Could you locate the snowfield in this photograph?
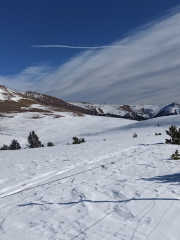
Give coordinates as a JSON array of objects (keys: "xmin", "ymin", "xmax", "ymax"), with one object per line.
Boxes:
[{"xmin": 0, "ymin": 113, "xmax": 180, "ymax": 240}]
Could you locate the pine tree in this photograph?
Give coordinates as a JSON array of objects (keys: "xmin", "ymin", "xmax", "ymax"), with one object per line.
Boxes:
[
  {"xmin": 9, "ymin": 139, "xmax": 21, "ymax": 150},
  {"xmin": 165, "ymin": 125, "xmax": 180, "ymax": 145},
  {"xmin": 1, "ymin": 144, "xmax": 9, "ymax": 150},
  {"xmin": 47, "ymin": 141, "xmax": 54, "ymax": 147},
  {"xmin": 81, "ymin": 138, "xmax": 85, "ymax": 143},
  {"xmin": 171, "ymin": 150, "xmax": 180, "ymax": 160},
  {"xmin": 72, "ymin": 137, "xmax": 80, "ymax": 144},
  {"xmin": 27, "ymin": 131, "xmax": 43, "ymax": 148},
  {"xmin": 72, "ymin": 137, "xmax": 86, "ymax": 144}
]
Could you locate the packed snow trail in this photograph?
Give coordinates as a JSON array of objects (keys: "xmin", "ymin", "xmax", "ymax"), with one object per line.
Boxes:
[{"xmin": 0, "ymin": 145, "xmax": 157, "ymax": 201}]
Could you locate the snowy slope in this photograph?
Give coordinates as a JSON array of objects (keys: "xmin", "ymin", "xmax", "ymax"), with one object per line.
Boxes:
[
  {"xmin": 0, "ymin": 113, "xmax": 180, "ymax": 240},
  {"xmin": 0, "ymin": 111, "xmax": 133, "ymax": 147},
  {"xmin": 0, "ymin": 85, "xmax": 26, "ymax": 102}
]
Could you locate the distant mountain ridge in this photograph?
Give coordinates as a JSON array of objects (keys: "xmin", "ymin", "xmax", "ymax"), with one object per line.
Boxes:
[
  {"xmin": 68, "ymin": 101, "xmax": 180, "ymax": 120},
  {"xmin": 0, "ymin": 85, "xmax": 179, "ymax": 120}
]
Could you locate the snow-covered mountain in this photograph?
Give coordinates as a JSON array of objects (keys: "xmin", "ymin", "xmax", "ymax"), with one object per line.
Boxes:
[
  {"xmin": 69, "ymin": 101, "xmax": 180, "ymax": 120},
  {"xmin": 0, "ymin": 85, "xmax": 27, "ymax": 102},
  {"xmin": 0, "ymin": 86, "xmax": 89, "ymax": 116},
  {"xmin": 0, "ymin": 85, "xmax": 40, "ymax": 114},
  {"xmin": 1, "ymin": 85, "xmax": 180, "ymax": 120}
]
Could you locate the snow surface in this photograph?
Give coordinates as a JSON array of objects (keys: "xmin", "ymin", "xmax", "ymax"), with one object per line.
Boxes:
[{"xmin": 0, "ymin": 113, "xmax": 180, "ymax": 240}]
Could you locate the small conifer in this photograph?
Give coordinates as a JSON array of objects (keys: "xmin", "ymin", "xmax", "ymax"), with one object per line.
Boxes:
[
  {"xmin": 155, "ymin": 133, "xmax": 161, "ymax": 136},
  {"xmin": 9, "ymin": 139, "xmax": 21, "ymax": 150},
  {"xmin": 171, "ymin": 150, "xmax": 180, "ymax": 160},
  {"xmin": 1, "ymin": 144, "xmax": 9, "ymax": 150},
  {"xmin": 27, "ymin": 131, "xmax": 43, "ymax": 148},
  {"xmin": 72, "ymin": 137, "xmax": 86, "ymax": 144},
  {"xmin": 47, "ymin": 142, "xmax": 54, "ymax": 147},
  {"xmin": 165, "ymin": 125, "xmax": 180, "ymax": 145}
]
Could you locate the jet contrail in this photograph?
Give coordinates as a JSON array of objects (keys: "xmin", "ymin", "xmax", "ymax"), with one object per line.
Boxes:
[{"xmin": 31, "ymin": 45, "xmax": 124, "ymax": 49}]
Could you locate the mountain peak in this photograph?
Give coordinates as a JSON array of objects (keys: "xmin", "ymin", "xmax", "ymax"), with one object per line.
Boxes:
[
  {"xmin": 171, "ymin": 102, "xmax": 180, "ymax": 106},
  {"xmin": 0, "ymin": 85, "xmax": 25, "ymax": 102}
]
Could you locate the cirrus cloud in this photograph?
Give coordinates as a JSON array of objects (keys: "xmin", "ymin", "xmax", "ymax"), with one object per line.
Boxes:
[{"xmin": 1, "ymin": 8, "xmax": 180, "ymax": 104}]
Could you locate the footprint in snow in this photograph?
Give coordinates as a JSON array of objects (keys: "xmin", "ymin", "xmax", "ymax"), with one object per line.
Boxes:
[
  {"xmin": 71, "ymin": 188, "xmax": 85, "ymax": 201},
  {"xmin": 112, "ymin": 190, "xmax": 126, "ymax": 199},
  {"xmin": 114, "ymin": 206, "xmax": 134, "ymax": 220},
  {"xmin": 15, "ymin": 164, "xmax": 24, "ymax": 170},
  {"xmin": 135, "ymin": 192, "xmax": 141, "ymax": 197},
  {"xmin": 139, "ymin": 217, "xmax": 151, "ymax": 225}
]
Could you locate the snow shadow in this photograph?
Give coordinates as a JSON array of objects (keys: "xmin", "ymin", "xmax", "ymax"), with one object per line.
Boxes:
[
  {"xmin": 141, "ymin": 173, "xmax": 180, "ymax": 185},
  {"xmin": 18, "ymin": 197, "xmax": 179, "ymax": 207},
  {"xmin": 139, "ymin": 142, "xmax": 164, "ymax": 146}
]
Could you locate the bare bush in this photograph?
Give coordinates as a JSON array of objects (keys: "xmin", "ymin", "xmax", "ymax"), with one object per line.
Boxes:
[{"xmin": 133, "ymin": 132, "xmax": 138, "ymax": 138}]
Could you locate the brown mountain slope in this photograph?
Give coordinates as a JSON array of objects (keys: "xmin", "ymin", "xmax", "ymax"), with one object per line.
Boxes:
[
  {"xmin": 0, "ymin": 85, "xmax": 41, "ymax": 113},
  {"xmin": 0, "ymin": 86, "xmax": 87, "ymax": 116},
  {"xmin": 24, "ymin": 91, "xmax": 96, "ymax": 115}
]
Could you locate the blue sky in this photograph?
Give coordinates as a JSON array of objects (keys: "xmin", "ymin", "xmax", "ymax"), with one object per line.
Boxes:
[{"xmin": 0, "ymin": 0, "xmax": 180, "ymax": 104}]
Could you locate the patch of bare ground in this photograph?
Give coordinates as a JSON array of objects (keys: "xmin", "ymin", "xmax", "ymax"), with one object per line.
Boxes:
[
  {"xmin": 42, "ymin": 113, "xmax": 63, "ymax": 118},
  {"xmin": 53, "ymin": 115, "xmax": 63, "ymax": 118},
  {"xmin": 31, "ymin": 114, "xmax": 63, "ymax": 119},
  {"xmin": 0, "ymin": 100, "xmax": 85, "ymax": 117},
  {"xmin": 0, "ymin": 99, "xmax": 50, "ymax": 113},
  {"xmin": 0, "ymin": 114, "xmax": 14, "ymax": 118},
  {"xmin": 118, "ymin": 105, "xmax": 133, "ymax": 113},
  {"xmin": 31, "ymin": 115, "xmax": 44, "ymax": 119}
]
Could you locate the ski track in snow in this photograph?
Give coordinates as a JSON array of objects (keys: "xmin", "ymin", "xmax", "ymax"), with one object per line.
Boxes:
[
  {"xmin": 0, "ymin": 113, "xmax": 180, "ymax": 240},
  {"xmin": 71, "ymin": 162, "xmax": 178, "ymax": 240}
]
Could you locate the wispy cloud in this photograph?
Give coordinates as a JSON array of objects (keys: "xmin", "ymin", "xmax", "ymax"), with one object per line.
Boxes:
[
  {"xmin": 31, "ymin": 45, "xmax": 124, "ymax": 49},
  {"xmin": 1, "ymin": 8, "xmax": 180, "ymax": 104}
]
